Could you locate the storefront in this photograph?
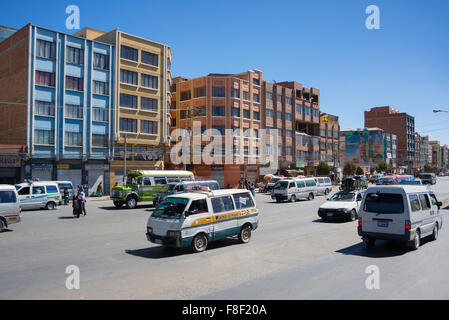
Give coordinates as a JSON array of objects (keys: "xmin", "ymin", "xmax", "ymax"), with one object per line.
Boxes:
[
  {"xmin": 56, "ymin": 163, "xmax": 82, "ymax": 189},
  {"xmin": 85, "ymin": 163, "xmax": 110, "ymax": 196},
  {"xmin": 0, "ymin": 156, "xmax": 22, "ymax": 184}
]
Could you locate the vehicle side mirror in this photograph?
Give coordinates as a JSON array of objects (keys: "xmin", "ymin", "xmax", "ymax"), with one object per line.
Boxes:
[
  {"xmin": 184, "ymin": 211, "xmax": 191, "ymax": 217},
  {"xmin": 437, "ymin": 201, "xmax": 442, "ymax": 207}
]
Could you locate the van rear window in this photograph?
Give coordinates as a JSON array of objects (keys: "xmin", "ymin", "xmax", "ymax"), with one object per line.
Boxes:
[
  {"xmin": 233, "ymin": 192, "xmax": 254, "ymax": 209},
  {"xmin": 0, "ymin": 191, "xmax": 17, "ymax": 203},
  {"xmin": 364, "ymin": 193, "xmax": 404, "ymax": 214}
]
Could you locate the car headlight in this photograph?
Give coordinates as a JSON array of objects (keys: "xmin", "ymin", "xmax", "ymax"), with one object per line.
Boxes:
[
  {"xmin": 318, "ymin": 208, "xmax": 325, "ymax": 213},
  {"xmin": 167, "ymin": 230, "xmax": 181, "ymax": 238},
  {"xmin": 147, "ymin": 227, "xmax": 153, "ymax": 234}
]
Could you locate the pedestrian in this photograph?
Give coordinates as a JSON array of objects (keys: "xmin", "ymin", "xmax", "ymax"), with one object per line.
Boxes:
[
  {"xmin": 250, "ymin": 182, "xmax": 255, "ymax": 197},
  {"xmin": 73, "ymin": 187, "xmax": 84, "ymax": 218},
  {"xmin": 96, "ymin": 182, "xmax": 103, "ymax": 197},
  {"xmin": 63, "ymin": 187, "xmax": 69, "ymax": 205},
  {"xmin": 77, "ymin": 185, "xmax": 87, "ymax": 216}
]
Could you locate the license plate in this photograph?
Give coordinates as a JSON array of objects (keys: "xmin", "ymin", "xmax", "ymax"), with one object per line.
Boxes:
[
  {"xmin": 327, "ymin": 213, "xmax": 333, "ymax": 217},
  {"xmin": 377, "ymin": 221, "xmax": 389, "ymax": 228}
]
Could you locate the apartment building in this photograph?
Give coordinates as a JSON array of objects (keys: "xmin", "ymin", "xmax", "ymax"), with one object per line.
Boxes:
[
  {"xmin": 365, "ymin": 106, "xmax": 415, "ymax": 172},
  {"xmin": 319, "ymin": 112, "xmax": 340, "ymax": 172},
  {"xmin": 0, "ymin": 24, "xmax": 115, "ymax": 191},
  {"xmin": 170, "ymin": 70, "xmax": 263, "ymax": 187},
  {"xmin": 75, "ymin": 28, "xmax": 172, "ymax": 193},
  {"xmin": 430, "ymin": 141, "xmax": 441, "ymax": 169},
  {"xmin": 384, "ymin": 132, "xmax": 398, "ymax": 170}
]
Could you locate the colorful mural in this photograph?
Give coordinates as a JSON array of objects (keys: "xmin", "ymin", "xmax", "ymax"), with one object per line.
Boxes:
[{"xmin": 340, "ymin": 129, "xmax": 385, "ymax": 167}]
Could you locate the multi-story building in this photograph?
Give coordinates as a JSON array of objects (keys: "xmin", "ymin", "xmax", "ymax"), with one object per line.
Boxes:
[
  {"xmin": 319, "ymin": 112, "xmax": 340, "ymax": 174},
  {"xmin": 365, "ymin": 106, "xmax": 415, "ymax": 172},
  {"xmin": 384, "ymin": 132, "xmax": 398, "ymax": 170},
  {"xmin": 414, "ymin": 132, "xmax": 421, "ymax": 171},
  {"xmin": 170, "ymin": 70, "xmax": 263, "ymax": 187},
  {"xmin": 0, "ymin": 24, "xmax": 115, "ymax": 191},
  {"xmin": 421, "ymin": 135, "xmax": 432, "ymax": 166},
  {"xmin": 430, "ymin": 141, "xmax": 441, "ymax": 170},
  {"xmin": 263, "ymin": 81, "xmax": 321, "ymax": 176},
  {"xmin": 441, "ymin": 144, "xmax": 448, "ymax": 171},
  {"xmin": 75, "ymin": 28, "xmax": 172, "ymax": 194}
]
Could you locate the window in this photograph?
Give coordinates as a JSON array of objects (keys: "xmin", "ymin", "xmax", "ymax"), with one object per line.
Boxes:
[
  {"xmin": 120, "ymin": 45, "xmax": 138, "ymax": 61},
  {"xmin": 277, "ymin": 94, "xmax": 282, "ymax": 102},
  {"xmin": 286, "ymin": 130, "xmax": 292, "ymax": 138},
  {"xmin": 120, "ymin": 69, "xmax": 138, "ymax": 85},
  {"xmin": 94, "ymin": 53, "xmax": 109, "ymax": 70},
  {"xmin": 286, "ymin": 97, "xmax": 292, "ymax": 105},
  {"xmin": 312, "ymin": 109, "xmax": 319, "ymax": 117},
  {"xmin": 92, "ymin": 134, "xmax": 108, "ymax": 147},
  {"xmin": 180, "ymin": 91, "xmax": 191, "ymax": 101},
  {"xmin": 305, "ymin": 180, "xmax": 316, "ymax": 187},
  {"xmin": 328, "ymin": 130, "xmax": 333, "ymax": 138},
  {"xmin": 232, "ymin": 126, "xmax": 240, "ymax": 137},
  {"xmin": 409, "ymin": 194, "xmax": 421, "ymax": 212},
  {"xmin": 32, "ymin": 186, "xmax": 45, "ymax": 194},
  {"xmin": 266, "ymin": 91, "xmax": 273, "ymax": 101},
  {"xmin": 66, "ymin": 76, "xmax": 83, "ymax": 91},
  {"xmin": 135, "ymin": 146, "xmax": 154, "ymax": 161},
  {"xmin": 286, "ymin": 113, "xmax": 292, "ymax": 121},
  {"xmin": 364, "ymin": 193, "xmax": 404, "ymax": 213},
  {"xmin": 277, "ymin": 111, "xmax": 283, "ymax": 119},
  {"xmin": 92, "ymin": 107, "xmax": 108, "ymax": 121},
  {"xmin": 243, "ymin": 109, "xmax": 251, "ymax": 119},
  {"xmin": 212, "ymin": 87, "xmax": 225, "ymax": 97},
  {"xmin": 120, "ymin": 94, "xmax": 137, "ymax": 109},
  {"xmin": 141, "ymin": 74, "xmax": 158, "ymax": 89},
  {"xmin": 35, "ymin": 71, "xmax": 55, "ymax": 87},
  {"xmin": 418, "ymin": 194, "xmax": 431, "ymax": 210},
  {"xmin": 304, "ymin": 106, "xmax": 311, "ymax": 116},
  {"xmin": 243, "ymin": 91, "xmax": 249, "ymax": 100},
  {"xmin": 231, "ymin": 107, "xmax": 240, "ymax": 117},
  {"xmin": 254, "ymin": 129, "xmax": 259, "ymax": 138},
  {"xmin": 120, "ymin": 118, "xmax": 137, "ymax": 133},
  {"xmin": 18, "ymin": 187, "xmax": 30, "ymax": 195},
  {"xmin": 212, "ymin": 196, "xmax": 235, "ymax": 213},
  {"xmin": 192, "ymin": 107, "xmax": 206, "ymax": 117},
  {"xmin": 253, "ymin": 111, "xmax": 260, "ymax": 121},
  {"xmin": 194, "ymin": 87, "xmax": 206, "ymax": 98},
  {"xmin": 231, "ymin": 88, "xmax": 240, "ymax": 98},
  {"xmin": 188, "ymin": 199, "xmax": 209, "ymax": 214},
  {"xmin": 0, "ymin": 191, "xmax": 17, "ymax": 203},
  {"xmin": 266, "ymin": 144, "xmax": 272, "ymax": 155},
  {"xmin": 141, "ymin": 120, "xmax": 158, "ymax": 134},
  {"xmin": 35, "ymin": 100, "xmax": 55, "ymax": 116},
  {"xmin": 65, "ymin": 131, "xmax": 82, "ymax": 146},
  {"xmin": 212, "ymin": 106, "xmax": 225, "ymax": 117},
  {"xmin": 141, "ymin": 51, "xmax": 158, "ymax": 66},
  {"xmin": 253, "ymin": 93, "xmax": 260, "ymax": 102},
  {"xmin": 36, "ymin": 39, "xmax": 55, "ymax": 59},
  {"xmin": 253, "ymin": 78, "xmax": 260, "ymax": 86},
  {"xmin": 286, "ymin": 146, "xmax": 292, "ymax": 155},
  {"xmin": 93, "ymin": 80, "xmax": 108, "ymax": 95},
  {"xmin": 266, "ymin": 109, "xmax": 274, "ymax": 118},
  {"xmin": 296, "ymin": 104, "xmax": 302, "ymax": 114},
  {"xmin": 232, "ymin": 192, "xmax": 254, "ymax": 209},
  {"xmin": 141, "ymin": 97, "xmax": 158, "ymax": 112},
  {"xmin": 66, "ymin": 46, "xmax": 84, "ymax": 65},
  {"xmin": 34, "ymin": 129, "xmax": 54, "ymax": 145},
  {"xmin": 296, "ymin": 181, "xmax": 305, "ymax": 188},
  {"xmin": 65, "ymin": 104, "xmax": 83, "ymax": 119},
  {"xmin": 321, "ymin": 129, "xmax": 326, "ymax": 137},
  {"xmin": 154, "ymin": 177, "xmax": 167, "ymax": 185}
]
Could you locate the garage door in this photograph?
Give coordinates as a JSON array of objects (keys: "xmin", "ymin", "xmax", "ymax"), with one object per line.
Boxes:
[
  {"xmin": 57, "ymin": 169, "xmax": 82, "ymax": 189},
  {"xmin": 33, "ymin": 167, "xmax": 52, "ymax": 181}
]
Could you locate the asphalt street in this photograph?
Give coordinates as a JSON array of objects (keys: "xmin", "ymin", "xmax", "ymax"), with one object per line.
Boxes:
[{"xmin": 1, "ymin": 178, "xmax": 449, "ymax": 299}]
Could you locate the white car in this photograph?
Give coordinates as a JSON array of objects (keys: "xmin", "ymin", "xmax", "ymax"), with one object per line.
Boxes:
[
  {"xmin": 0, "ymin": 185, "xmax": 21, "ymax": 232},
  {"xmin": 318, "ymin": 191, "xmax": 364, "ymax": 222}
]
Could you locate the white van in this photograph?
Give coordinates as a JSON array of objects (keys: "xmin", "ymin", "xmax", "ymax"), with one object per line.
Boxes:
[
  {"xmin": 314, "ymin": 177, "xmax": 332, "ymax": 196},
  {"xmin": 358, "ymin": 185, "xmax": 443, "ymax": 250},
  {"xmin": 271, "ymin": 177, "xmax": 318, "ymax": 202},
  {"xmin": 15, "ymin": 181, "xmax": 61, "ymax": 210},
  {"xmin": 146, "ymin": 188, "xmax": 259, "ymax": 253},
  {"xmin": 0, "ymin": 185, "xmax": 21, "ymax": 232}
]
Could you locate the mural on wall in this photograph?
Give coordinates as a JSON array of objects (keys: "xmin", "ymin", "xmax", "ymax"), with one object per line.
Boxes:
[{"xmin": 341, "ymin": 130, "xmax": 384, "ymax": 167}]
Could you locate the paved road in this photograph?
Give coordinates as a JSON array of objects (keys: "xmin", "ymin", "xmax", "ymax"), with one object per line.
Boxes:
[{"xmin": 1, "ymin": 178, "xmax": 449, "ymax": 299}]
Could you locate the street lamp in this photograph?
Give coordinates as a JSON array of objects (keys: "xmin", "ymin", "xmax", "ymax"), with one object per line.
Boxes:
[{"xmin": 433, "ymin": 109, "xmax": 449, "ymax": 113}]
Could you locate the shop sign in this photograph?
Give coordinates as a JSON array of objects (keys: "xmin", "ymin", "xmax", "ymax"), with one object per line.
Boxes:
[
  {"xmin": 85, "ymin": 164, "xmax": 110, "ymax": 171},
  {"xmin": 57, "ymin": 164, "xmax": 70, "ymax": 169},
  {"xmin": 0, "ymin": 156, "xmax": 21, "ymax": 167}
]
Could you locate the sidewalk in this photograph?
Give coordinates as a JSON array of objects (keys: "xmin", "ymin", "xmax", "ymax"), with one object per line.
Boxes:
[{"xmin": 86, "ymin": 196, "xmax": 110, "ymax": 201}]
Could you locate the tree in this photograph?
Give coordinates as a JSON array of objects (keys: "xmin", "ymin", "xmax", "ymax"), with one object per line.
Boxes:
[
  {"xmin": 375, "ymin": 161, "xmax": 388, "ymax": 173},
  {"xmin": 423, "ymin": 164, "xmax": 434, "ymax": 173},
  {"xmin": 343, "ymin": 161, "xmax": 357, "ymax": 176},
  {"xmin": 356, "ymin": 166, "xmax": 364, "ymax": 175},
  {"xmin": 316, "ymin": 161, "xmax": 330, "ymax": 176}
]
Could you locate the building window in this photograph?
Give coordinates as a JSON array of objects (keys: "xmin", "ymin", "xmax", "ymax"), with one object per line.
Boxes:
[
  {"xmin": 231, "ymin": 107, "xmax": 240, "ymax": 117},
  {"xmin": 194, "ymin": 87, "xmax": 206, "ymax": 98},
  {"xmin": 254, "ymin": 111, "xmax": 260, "ymax": 121},
  {"xmin": 304, "ymin": 106, "xmax": 311, "ymax": 116},
  {"xmin": 35, "ymin": 71, "xmax": 55, "ymax": 87},
  {"xmin": 134, "ymin": 146, "xmax": 154, "ymax": 160},
  {"xmin": 120, "ymin": 93, "xmax": 137, "ymax": 109},
  {"xmin": 65, "ymin": 131, "xmax": 82, "ymax": 146},
  {"xmin": 286, "ymin": 113, "xmax": 292, "ymax": 121},
  {"xmin": 180, "ymin": 91, "xmax": 191, "ymax": 101},
  {"xmin": 312, "ymin": 109, "xmax": 319, "ymax": 117},
  {"xmin": 141, "ymin": 74, "xmax": 158, "ymax": 89},
  {"xmin": 253, "ymin": 78, "xmax": 260, "ymax": 86},
  {"xmin": 120, "ymin": 69, "xmax": 138, "ymax": 85},
  {"xmin": 242, "ymin": 91, "xmax": 249, "ymax": 100},
  {"xmin": 119, "ymin": 118, "xmax": 137, "ymax": 133},
  {"xmin": 277, "ymin": 94, "xmax": 282, "ymax": 102},
  {"xmin": 296, "ymin": 104, "xmax": 302, "ymax": 114},
  {"xmin": 35, "ymin": 100, "xmax": 55, "ymax": 116},
  {"xmin": 320, "ymin": 129, "xmax": 326, "ymax": 137},
  {"xmin": 266, "ymin": 109, "xmax": 274, "ymax": 118},
  {"xmin": 65, "ymin": 104, "xmax": 83, "ymax": 119},
  {"xmin": 243, "ymin": 109, "xmax": 251, "ymax": 119},
  {"xmin": 286, "ymin": 130, "xmax": 292, "ymax": 138},
  {"xmin": 212, "ymin": 106, "xmax": 225, "ymax": 117},
  {"xmin": 286, "ymin": 97, "xmax": 292, "ymax": 105},
  {"xmin": 277, "ymin": 110, "xmax": 283, "ymax": 120},
  {"xmin": 141, "ymin": 51, "xmax": 158, "ymax": 66},
  {"xmin": 232, "ymin": 126, "xmax": 240, "ymax": 137},
  {"xmin": 286, "ymin": 146, "xmax": 293, "ymax": 155},
  {"xmin": 212, "ymin": 87, "xmax": 225, "ymax": 97},
  {"xmin": 254, "ymin": 129, "xmax": 259, "ymax": 138},
  {"xmin": 266, "ymin": 144, "xmax": 272, "ymax": 155},
  {"xmin": 231, "ymin": 88, "xmax": 240, "ymax": 98},
  {"xmin": 93, "ymin": 53, "xmax": 109, "ymax": 70},
  {"xmin": 34, "ymin": 129, "xmax": 54, "ymax": 145},
  {"xmin": 92, "ymin": 134, "xmax": 108, "ymax": 147},
  {"xmin": 66, "ymin": 76, "xmax": 83, "ymax": 91},
  {"xmin": 141, "ymin": 120, "xmax": 158, "ymax": 135},
  {"xmin": 266, "ymin": 91, "xmax": 273, "ymax": 101},
  {"xmin": 141, "ymin": 97, "xmax": 158, "ymax": 112},
  {"xmin": 253, "ymin": 93, "xmax": 260, "ymax": 102},
  {"xmin": 66, "ymin": 46, "xmax": 84, "ymax": 65},
  {"xmin": 93, "ymin": 80, "xmax": 108, "ymax": 95},
  {"xmin": 167, "ymin": 58, "xmax": 171, "ymax": 71},
  {"xmin": 120, "ymin": 45, "xmax": 138, "ymax": 62},
  {"xmin": 92, "ymin": 107, "xmax": 108, "ymax": 121},
  {"xmin": 192, "ymin": 107, "xmax": 206, "ymax": 117},
  {"xmin": 36, "ymin": 39, "xmax": 56, "ymax": 60}
]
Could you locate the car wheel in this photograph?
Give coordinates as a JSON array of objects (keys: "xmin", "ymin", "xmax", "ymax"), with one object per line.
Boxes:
[
  {"xmin": 321, "ymin": 216, "xmax": 328, "ymax": 222},
  {"xmin": 192, "ymin": 233, "xmax": 208, "ymax": 253},
  {"xmin": 431, "ymin": 224, "xmax": 439, "ymax": 241},
  {"xmin": 276, "ymin": 198, "xmax": 281, "ymax": 203},
  {"xmin": 363, "ymin": 237, "xmax": 375, "ymax": 248},
  {"xmin": 291, "ymin": 195, "xmax": 296, "ymax": 202},
  {"xmin": 0, "ymin": 219, "xmax": 5, "ymax": 232},
  {"xmin": 126, "ymin": 197, "xmax": 137, "ymax": 209},
  {"xmin": 238, "ymin": 225, "xmax": 252, "ymax": 243},
  {"xmin": 408, "ymin": 230, "xmax": 420, "ymax": 250},
  {"xmin": 46, "ymin": 202, "xmax": 55, "ymax": 210},
  {"xmin": 308, "ymin": 193, "xmax": 314, "ymax": 201},
  {"xmin": 113, "ymin": 201, "xmax": 123, "ymax": 208},
  {"xmin": 349, "ymin": 209, "xmax": 357, "ymax": 222}
]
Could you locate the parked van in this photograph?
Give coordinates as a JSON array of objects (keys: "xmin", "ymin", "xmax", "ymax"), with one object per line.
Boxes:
[
  {"xmin": 153, "ymin": 180, "xmax": 220, "ymax": 207},
  {"xmin": 271, "ymin": 177, "xmax": 317, "ymax": 202},
  {"xmin": 314, "ymin": 177, "xmax": 332, "ymax": 195},
  {"xmin": 55, "ymin": 181, "xmax": 75, "ymax": 204},
  {"xmin": 14, "ymin": 181, "xmax": 61, "ymax": 210},
  {"xmin": 358, "ymin": 185, "xmax": 443, "ymax": 250},
  {"xmin": 146, "ymin": 188, "xmax": 259, "ymax": 252},
  {"xmin": 0, "ymin": 185, "xmax": 21, "ymax": 232}
]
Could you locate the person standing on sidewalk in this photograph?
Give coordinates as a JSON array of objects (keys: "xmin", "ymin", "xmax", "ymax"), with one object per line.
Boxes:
[
  {"xmin": 96, "ymin": 182, "xmax": 103, "ymax": 197},
  {"xmin": 63, "ymin": 187, "xmax": 69, "ymax": 205}
]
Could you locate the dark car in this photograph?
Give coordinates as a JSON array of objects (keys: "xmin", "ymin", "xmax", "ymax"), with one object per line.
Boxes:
[
  {"xmin": 369, "ymin": 174, "xmax": 381, "ymax": 184},
  {"xmin": 420, "ymin": 173, "xmax": 436, "ymax": 185}
]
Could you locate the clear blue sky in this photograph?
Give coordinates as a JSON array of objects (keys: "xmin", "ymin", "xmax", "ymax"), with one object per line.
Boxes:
[{"xmin": 2, "ymin": 0, "xmax": 449, "ymax": 143}]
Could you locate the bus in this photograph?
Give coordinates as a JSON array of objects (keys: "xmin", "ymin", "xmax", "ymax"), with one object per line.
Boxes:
[{"xmin": 110, "ymin": 170, "xmax": 194, "ymax": 209}]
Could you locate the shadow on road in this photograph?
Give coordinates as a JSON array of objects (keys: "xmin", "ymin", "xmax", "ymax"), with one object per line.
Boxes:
[
  {"xmin": 312, "ymin": 218, "xmax": 351, "ymax": 224},
  {"xmin": 125, "ymin": 238, "xmax": 241, "ymax": 259},
  {"xmin": 58, "ymin": 216, "xmax": 79, "ymax": 219},
  {"xmin": 335, "ymin": 240, "xmax": 422, "ymax": 258},
  {"xmin": 0, "ymin": 229, "xmax": 13, "ymax": 233},
  {"xmin": 99, "ymin": 204, "xmax": 155, "ymax": 211}
]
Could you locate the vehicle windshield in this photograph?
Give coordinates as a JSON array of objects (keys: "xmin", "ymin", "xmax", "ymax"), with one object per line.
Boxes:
[
  {"xmin": 329, "ymin": 192, "xmax": 355, "ymax": 202},
  {"xmin": 420, "ymin": 174, "xmax": 432, "ymax": 178},
  {"xmin": 160, "ymin": 184, "xmax": 177, "ymax": 193},
  {"xmin": 364, "ymin": 193, "xmax": 404, "ymax": 214},
  {"xmin": 378, "ymin": 178, "xmax": 394, "ymax": 185},
  {"xmin": 14, "ymin": 185, "xmax": 21, "ymax": 190},
  {"xmin": 274, "ymin": 181, "xmax": 289, "ymax": 189},
  {"xmin": 126, "ymin": 175, "xmax": 140, "ymax": 185},
  {"xmin": 151, "ymin": 197, "xmax": 189, "ymax": 219}
]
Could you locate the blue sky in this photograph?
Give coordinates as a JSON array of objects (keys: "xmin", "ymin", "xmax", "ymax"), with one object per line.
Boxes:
[{"xmin": 2, "ymin": 0, "xmax": 449, "ymax": 143}]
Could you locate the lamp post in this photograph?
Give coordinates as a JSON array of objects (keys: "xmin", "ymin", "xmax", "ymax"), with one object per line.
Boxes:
[{"xmin": 433, "ymin": 109, "xmax": 449, "ymax": 113}]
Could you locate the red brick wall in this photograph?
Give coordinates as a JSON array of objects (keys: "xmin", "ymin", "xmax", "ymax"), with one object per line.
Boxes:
[{"xmin": 0, "ymin": 24, "xmax": 29, "ymax": 146}]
